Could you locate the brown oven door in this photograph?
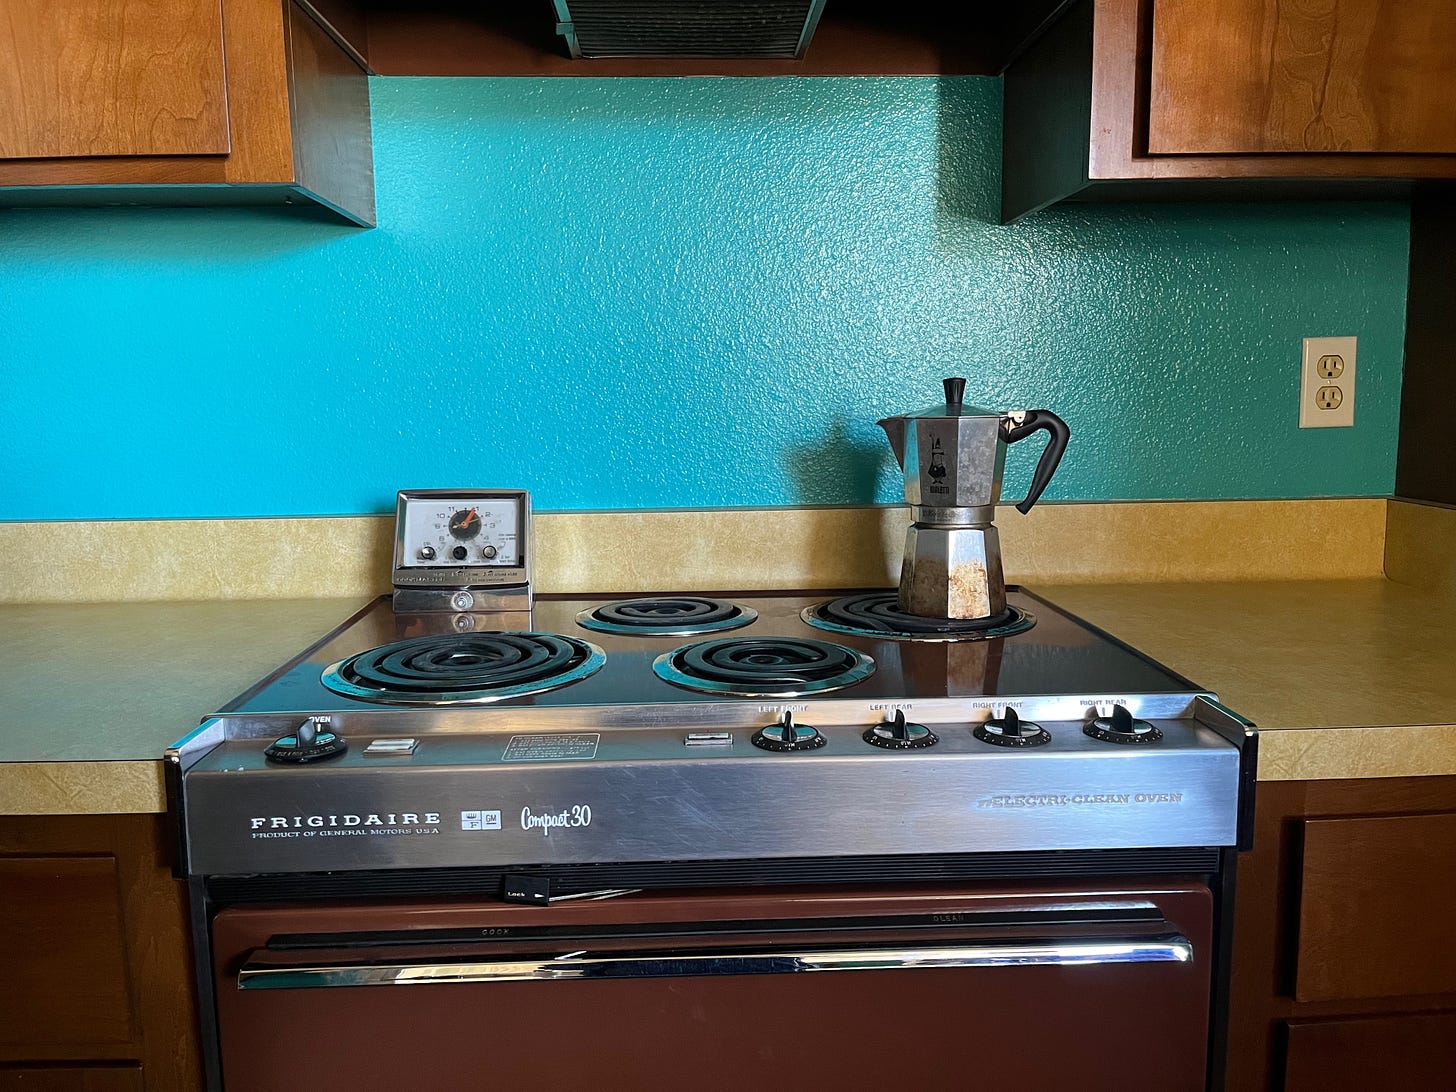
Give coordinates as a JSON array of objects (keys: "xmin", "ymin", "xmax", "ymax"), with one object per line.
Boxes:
[{"xmin": 213, "ymin": 881, "xmax": 1213, "ymax": 1091}]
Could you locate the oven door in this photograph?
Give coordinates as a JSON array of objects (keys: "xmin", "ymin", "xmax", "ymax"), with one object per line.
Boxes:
[{"xmin": 212, "ymin": 881, "xmax": 1213, "ymax": 1091}]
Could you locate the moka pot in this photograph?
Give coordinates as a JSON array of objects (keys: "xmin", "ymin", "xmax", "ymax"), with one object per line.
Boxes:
[{"xmin": 878, "ymin": 378, "xmax": 1070, "ymax": 620}]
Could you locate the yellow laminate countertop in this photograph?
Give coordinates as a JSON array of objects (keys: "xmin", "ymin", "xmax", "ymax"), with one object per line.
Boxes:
[
  {"xmin": 0, "ymin": 597, "xmax": 370, "ymax": 813},
  {"xmin": 2, "ymin": 580, "xmax": 1453, "ymax": 814},
  {"xmin": 1039, "ymin": 579, "xmax": 1456, "ymax": 782}
]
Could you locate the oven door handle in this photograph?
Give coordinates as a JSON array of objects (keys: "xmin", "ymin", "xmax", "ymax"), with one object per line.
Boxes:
[{"xmin": 237, "ymin": 934, "xmax": 1193, "ymax": 989}]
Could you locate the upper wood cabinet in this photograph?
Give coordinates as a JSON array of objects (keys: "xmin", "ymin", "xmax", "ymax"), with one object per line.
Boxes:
[
  {"xmin": 1147, "ymin": 0, "xmax": 1456, "ymax": 156},
  {"xmin": 1003, "ymin": 0, "xmax": 1456, "ymax": 220},
  {"xmin": 0, "ymin": 0, "xmax": 230, "ymax": 160},
  {"xmin": 0, "ymin": 0, "xmax": 374, "ymax": 225}
]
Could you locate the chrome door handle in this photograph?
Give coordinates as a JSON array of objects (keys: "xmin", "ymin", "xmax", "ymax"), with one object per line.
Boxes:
[{"xmin": 238, "ymin": 934, "xmax": 1193, "ymax": 989}]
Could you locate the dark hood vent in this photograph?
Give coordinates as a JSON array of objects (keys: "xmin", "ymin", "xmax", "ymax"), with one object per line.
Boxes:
[{"xmin": 552, "ymin": 0, "xmax": 827, "ymax": 59}]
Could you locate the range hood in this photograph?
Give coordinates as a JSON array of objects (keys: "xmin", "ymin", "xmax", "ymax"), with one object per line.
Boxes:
[{"xmin": 551, "ymin": 0, "xmax": 827, "ymax": 59}]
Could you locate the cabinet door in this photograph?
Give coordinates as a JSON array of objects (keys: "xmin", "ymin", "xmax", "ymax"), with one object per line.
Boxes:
[
  {"xmin": 1148, "ymin": 0, "xmax": 1456, "ymax": 155},
  {"xmin": 1284, "ymin": 1012, "xmax": 1456, "ymax": 1092},
  {"xmin": 0, "ymin": 0, "xmax": 230, "ymax": 159}
]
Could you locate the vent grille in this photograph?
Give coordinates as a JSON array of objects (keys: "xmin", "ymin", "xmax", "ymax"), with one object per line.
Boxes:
[{"xmin": 553, "ymin": 0, "xmax": 827, "ymax": 59}]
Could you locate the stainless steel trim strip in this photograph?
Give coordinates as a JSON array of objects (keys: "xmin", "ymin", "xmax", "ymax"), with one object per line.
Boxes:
[{"xmin": 238, "ymin": 934, "xmax": 1193, "ymax": 989}]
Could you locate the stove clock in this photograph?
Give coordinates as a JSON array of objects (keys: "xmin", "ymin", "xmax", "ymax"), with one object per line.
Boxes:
[{"xmin": 391, "ymin": 488, "xmax": 532, "ymax": 614}]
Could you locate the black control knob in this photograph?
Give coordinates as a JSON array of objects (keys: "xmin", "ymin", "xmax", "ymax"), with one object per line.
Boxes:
[
  {"xmin": 974, "ymin": 707, "xmax": 1050, "ymax": 748},
  {"xmin": 451, "ymin": 545, "xmax": 469, "ymax": 561},
  {"xmin": 864, "ymin": 709, "xmax": 938, "ymax": 749},
  {"xmin": 265, "ymin": 717, "xmax": 348, "ymax": 763},
  {"xmin": 1084, "ymin": 704, "xmax": 1163, "ymax": 745},
  {"xmin": 751, "ymin": 712, "xmax": 826, "ymax": 753}
]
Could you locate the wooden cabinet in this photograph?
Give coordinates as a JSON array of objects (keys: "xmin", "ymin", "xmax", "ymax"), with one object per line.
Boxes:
[
  {"xmin": 1147, "ymin": 0, "xmax": 1456, "ymax": 156},
  {"xmin": 0, "ymin": 814, "xmax": 201, "ymax": 1092},
  {"xmin": 0, "ymin": 0, "xmax": 229, "ymax": 160},
  {"xmin": 1224, "ymin": 776, "xmax": 1456, "ymax": 1091},
  {"xmin": 1003, "ymin": 0, "xmax": 1456, "ymax": 220},
  {"xmin": 0, "ymin": 0, "xmax": 374, "ymax": 225}
]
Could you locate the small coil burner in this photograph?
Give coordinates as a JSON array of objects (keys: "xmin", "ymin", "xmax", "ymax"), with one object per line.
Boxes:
[
  {"xmin": 653, "ymin": 636, "xmax": 875, "ymax": 697},
  {"xmin": 322, "ymin": 632, "xmax": 606, "ymax": 705},
  {"xmin": 802, "ymin": 592, "xmax": 1036, "ymax": 642},
  {"xmin": 577, "ymin": 596, "xmax": 758, "ymax": 637}
]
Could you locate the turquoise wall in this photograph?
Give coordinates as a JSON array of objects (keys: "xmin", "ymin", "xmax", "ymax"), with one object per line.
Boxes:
[{"xmin": 0, "ymin": 77, "xmax": 1409, "ymax": 521}]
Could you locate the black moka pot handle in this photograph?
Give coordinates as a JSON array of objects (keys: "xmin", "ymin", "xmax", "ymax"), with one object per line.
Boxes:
[{"xmin": 1003, "ymin": 410, "xmax": 1071, "ymax": 515}]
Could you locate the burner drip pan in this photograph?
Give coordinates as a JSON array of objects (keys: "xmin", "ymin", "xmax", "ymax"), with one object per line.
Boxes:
[
  {"xmin": 803, "ymin": 593, "xmax": 1036, "ymax": 642},
  {"xmin": 653, "ymin": 636, "xmax": 874, "ymax": 697},
  {"xmin": 577, "ymin": 596, "xmax": 758, "ymax": 636},
  {"xmin": 322, "ymin": 632, "xmax": 606, "ymax": 705}
]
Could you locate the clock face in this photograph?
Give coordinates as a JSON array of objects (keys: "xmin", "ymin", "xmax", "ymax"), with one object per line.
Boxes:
[{"xmin": 395, "ymin": 491, "xmax": 526, "ymax": 571}]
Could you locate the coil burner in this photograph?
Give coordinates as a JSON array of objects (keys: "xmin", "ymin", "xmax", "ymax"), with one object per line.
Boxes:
[
  {"xmin": 321, "ymin": 632, "xmax": 605, "ymax": 705},
  {"xmin": 653, "ymin": 636, "xmax": 875, "ymax": 697},
  {"xmin": 803, "ymin": 592, "xmax": 1036, "ymax": 642},
  {"xmin": 577, "ymin": 596, "xmax": 758, "ymax": 637}
]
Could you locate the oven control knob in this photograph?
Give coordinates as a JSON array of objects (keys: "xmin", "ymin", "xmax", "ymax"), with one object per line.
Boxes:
[
  {"xmin": 975, "ymin": 708, "xmax": 1050, "ymax": 748},
  {"xmin": 1084, "ymin": 704, "xmax": 1163, "ymax": 745},
  {"xmin": 864, "ymin": 709, "xmax": 937, "ymax": 749},
  {"xmin": 264, "ymin": 716, "xmax": 348, "ymax": 763},
  {"xmin": 751, "ymin": 712, "xmax": 826, "ymax": 753}
]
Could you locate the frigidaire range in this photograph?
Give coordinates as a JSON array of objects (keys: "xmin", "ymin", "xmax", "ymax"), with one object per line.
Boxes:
[{"xmin": 168, "ymin": 488, "xmax": 1256, "ymax": 1092}]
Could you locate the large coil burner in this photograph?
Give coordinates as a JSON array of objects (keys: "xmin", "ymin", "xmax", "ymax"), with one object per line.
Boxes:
[
  {"xmin": 321, "ymin": 632, "xmax": 606, "ymax": 705},
  {"xmin": 653, "ymin": 636, "xmax": 875, "ymax": 697},
  {"xmin": 577, "ymin": 596, "xmax": 758, "ymax": 637},
  {"xmin": 803, "ymin": 592, "xmax": 1036, "ymax": 642}
]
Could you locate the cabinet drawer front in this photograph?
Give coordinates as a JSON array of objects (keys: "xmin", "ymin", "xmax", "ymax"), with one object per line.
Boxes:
[
  {"xmin": 1148, "ymin": 0, "xmax": 1456, "ymax": 155},
  {"xmin": 0, "ymin": 1066, "xmax": 142, "ymax": 1092},
  {"xmin": 1284, "ymin": 1011, "xmax": 1456, "ymax": 1092},
  {"xmin": 1296, "ymin": 812, "xmax": 1456, "ymax": 1001},
  {"xmin": 0, "ymin": 0, "xmax": 229, "ymax": 159},
  {"xmin": 0, "ymin": 856, "xmax": 134, "ymax": 1051}
]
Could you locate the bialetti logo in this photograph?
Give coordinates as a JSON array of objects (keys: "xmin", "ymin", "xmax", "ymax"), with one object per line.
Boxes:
[{"xmin": 247, "ymin": 812, "xmax": 442, "ymax": 840}]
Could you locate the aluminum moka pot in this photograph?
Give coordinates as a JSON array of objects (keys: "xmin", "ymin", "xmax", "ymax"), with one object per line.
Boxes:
[{"xmin": 878, "ymin": 378, "xmax": 1070, "ymax": 620}]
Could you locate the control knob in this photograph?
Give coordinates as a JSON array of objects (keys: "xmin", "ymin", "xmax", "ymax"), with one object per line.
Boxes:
[
  {"xmin": 751, "ymin": 712, "xmax": 826, "ymax": 753},
  {"xmin": 1084, "ymin": 704, "xmax": 1163, "ymax": 745},
  {"xmin": 974, "ymin": 707, "xmax": 1050, "ymax": 747},
  {"xmin": 264, "ymin": 716, "xmax": 348, "ymax": 763},
  {"xmin": 863, "ymin": 709, "xmax": 938, "ymax": 749}
]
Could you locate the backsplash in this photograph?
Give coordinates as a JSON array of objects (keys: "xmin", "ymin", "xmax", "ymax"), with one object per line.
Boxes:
[{"xmin": 0, "ymin": 77, "xmax": 1409, "ymax": 521}]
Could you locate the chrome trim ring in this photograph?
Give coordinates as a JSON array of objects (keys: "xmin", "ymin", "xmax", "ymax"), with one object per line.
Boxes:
[
  {"xmin": 801, "ymin": 602, "xmax": 1036, "ymax": 643},
  {"xmin": 576, "ymin": 597, "xmax": 758, "ymax": 637},
  {"xmin": 652, "ymin": 637, "xmax": 875, "ymax": 698},
  {"xmin": 321, "ymin": 633, "xmax": 606, "ymax": 706}
]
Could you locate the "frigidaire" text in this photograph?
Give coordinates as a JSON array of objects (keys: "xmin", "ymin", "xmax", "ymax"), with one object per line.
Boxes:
[{"xmin": 249, "ymin": 812, "xmax": 442, "ymax": 830}]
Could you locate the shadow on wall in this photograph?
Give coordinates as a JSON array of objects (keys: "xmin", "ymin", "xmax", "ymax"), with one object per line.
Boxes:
[
  {"xmin": 934, "ymin": 76, "xmax": 1003, "ymax": 230},
  {"xmin": 781, "ymin": 417, "xmax": 892, "ymax": 505},
  {"xmin": 0, "ymin": 205, "xmax": 362, "ymax": 265}
]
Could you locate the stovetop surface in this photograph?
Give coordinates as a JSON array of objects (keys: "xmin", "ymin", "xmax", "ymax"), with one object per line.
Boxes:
[{"xmin": 221, "ymin": 588, "xmax": 1204, "ymax": 716}]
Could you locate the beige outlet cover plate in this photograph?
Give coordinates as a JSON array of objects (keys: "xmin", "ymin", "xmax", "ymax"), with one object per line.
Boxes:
[{"xmin": 1300, "ymin": 336, "xmax": 1357, "ymax": 428}]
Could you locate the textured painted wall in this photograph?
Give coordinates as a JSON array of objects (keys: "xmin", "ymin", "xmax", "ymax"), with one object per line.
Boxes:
[{"xmin": 0, "ymin": 78, "xmax": 1409, "ymax": 520}]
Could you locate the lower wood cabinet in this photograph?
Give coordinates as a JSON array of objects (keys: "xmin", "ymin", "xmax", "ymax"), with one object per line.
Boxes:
[
  {"xmin": 0, "ymin": 815, "xmax": 200, "ymax": 1092},
  {"xmin": 1226, "ymin": 775, "xmax": 1456, "ymax": 1091}
]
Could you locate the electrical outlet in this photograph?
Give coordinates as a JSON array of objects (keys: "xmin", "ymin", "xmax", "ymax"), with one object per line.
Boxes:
[{"xmin": 1299, "ymin": 336, "xmax": 1356, "ymax": 428}]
